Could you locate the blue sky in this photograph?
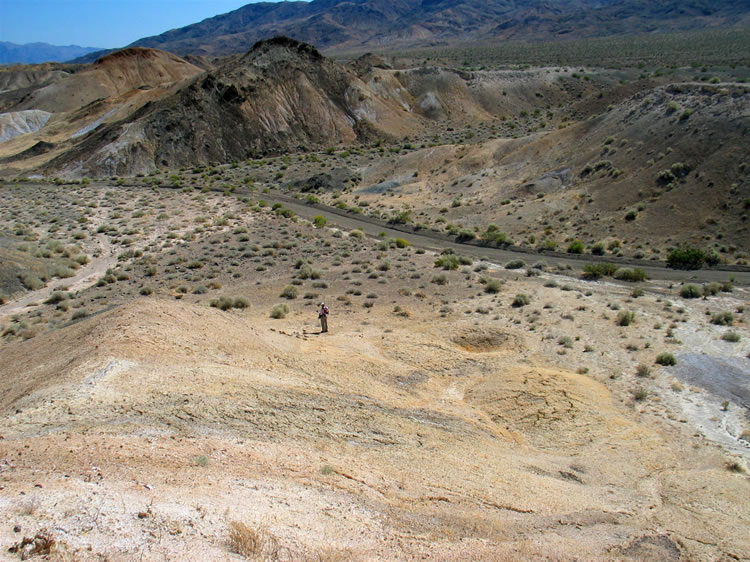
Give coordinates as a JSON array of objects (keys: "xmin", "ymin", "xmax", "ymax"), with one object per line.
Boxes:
[{"xmin": 0, "ymin": 0, "xmax": 283, "ymax": 49}]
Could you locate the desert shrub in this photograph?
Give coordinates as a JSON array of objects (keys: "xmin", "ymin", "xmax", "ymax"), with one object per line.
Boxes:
[
  {"xmin": 270, "ymin": 303, "xmax": 289, "ymax": 319},
  {"xmin": 624, "ymin": 210, "xmax": 638, "ymax": 221},
  {"xmin": 210, "ymin": 297, "xmax": 234, "ymax": 311},
  {"xmin": 512, "ymin": 294, "xmax": 530, "ymax": 307},
  {"xmin": 297, "ymin": 265, "xmax": 321, "ymax": 280},
  {"xmin": 636, "ymin": 364, "xmax": 651, "ymax": 378},
  {"xmin": 19, "ymin": 274, "xmax": 44, "ymax": 290},
  {"xmin": 139, "ymin": 286, "xmax": 153, "ymax": 296},
  {"xmin": 349, "ymin": 229, "xmax": 364, "ymax": 239},
  {"xmin": 679, "ymin": 284, "xmax": 702, "ymax": 298},
  {"xmin": 703, "ymin": 282, "xmax": 720, "ymax": 297},
  {"xmin": 633, "ymin": 387, "xmax": 648, "ymax": 401},
  {"xmin": 655, "ymin": 352, "xmax": 677, "ymax": 366},
  {"xmin": 582, "ymin": 263, "xmax": 618, "ymax": 279},
  {"xmin": 483, "ymin": 278, "xmax": 502, "ymax": 293},
  {"xmin": 71, "ymin": 309, "xmax": 89, "ymax": 320},
  {"xmin": 505, "ymin": 259, "xmax": 525, "ymax": 270},
  {"xmin": 567, "ymin": 240, "xmax": 584, "ymax": 254},
  {"xmin": 538, "ymin": 238, "xmax": 557, "ymax": 251},
  {"xmin": 481, "ymin": 226, "xmax": 512, "ymax": 246},
  {"xmin": 45, "ymin": 291, "xmax": 70, "ymax": 305},
  {"xmin": 590, "ymin": 242, "xmax": 605, "ymax": 255},
  {"xmin": 614, "ymin": 268, "xmax": 647, "ymax": 282},
  {"xmin": 313, "ymin": 215, "xmax": 327, "ymax": 227},
  {"xmin": 711, "ymin": 311, "xmax": 734, "ymax": 326},
  {"xmin": 431, "ymin": 274, "xmax": 448, "ymax": 285},
  {"xmin": 210, "ymin": 296, "xmax": 249, "ymax": 310},
  {"xmin": 704, "ymin": 250, "xmax": 721, "ymax": 266},
  {"xmin": 455, "ymin": 229, "xmax": 476, "ymax": 242},
  {"xmin": 721, "ymin": 331, "xmax": 740, "ymax": 342},
  {"xmin": 388, "ymin": 210, "xmax": 411, "ymax": 225},
  {"xmin": 435, "ymin": 254, "xmax": 459, "ymax": 270},
  {"xmin": 280, "ymin": 286, "xmax": 298, "ymax": 299},
  {"xmin": 558, "ymin": 336, "xmax": 573, "ymax": 348},
  {"xmin": 667, "ymin": 247, "xmax": 704, "ymax": 269},
  {"xmin": 393, "ymin": 238, "xmax": 410, "ymax": 248},
  {"xmin": 616, "ymin": 310, "xmax": 636, "ymax": 326},
  {"xmin": 631, "ymin": 288, "xmax": 644, "ymax": 298}
]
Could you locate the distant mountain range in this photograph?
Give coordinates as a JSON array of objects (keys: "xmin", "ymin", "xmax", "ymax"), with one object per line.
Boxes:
[
  {"xmin": 125, "ymin": 0, "xmax": 750, "ymax": 57},
  {"xmin": 0, "ymin": 42, "xmax": 102, "ymax": 65}
]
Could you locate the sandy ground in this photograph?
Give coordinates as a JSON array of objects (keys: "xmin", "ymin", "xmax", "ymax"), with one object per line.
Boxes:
[{"xmin": 1, "ymin": 273, "xmax": 748, "ymax": 560}]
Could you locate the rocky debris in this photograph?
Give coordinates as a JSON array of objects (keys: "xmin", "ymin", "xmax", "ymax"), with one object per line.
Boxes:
[{"xmin": 8, "ymin": 530, "xmax": 55, "ymax": 559}]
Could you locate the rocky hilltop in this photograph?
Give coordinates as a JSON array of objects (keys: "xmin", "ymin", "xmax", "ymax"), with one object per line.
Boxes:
[{"xmin": 41, "ymin": 38, "xmax": 422, "ymax": 177}]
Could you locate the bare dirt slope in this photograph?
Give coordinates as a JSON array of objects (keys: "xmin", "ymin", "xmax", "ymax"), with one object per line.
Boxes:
[{"xmin": 1, "ymin": 287, "xmax": 748, "ymax": 559}]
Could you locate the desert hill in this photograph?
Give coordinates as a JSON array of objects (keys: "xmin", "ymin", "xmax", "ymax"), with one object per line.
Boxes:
[
  {"xmin": 38, "ymin": 38, "xmax": 423, "ymax": 178},
  {"xmin": 9, "ymin": 47, "xmax": 202, "ymax": 114},
  {"xmin": 124, "ymin": 0, "xmax": 750, "ymax": 57},
  {"xmin": 0, "ymin": 48, "xmax": 203, "ymax": 177}
]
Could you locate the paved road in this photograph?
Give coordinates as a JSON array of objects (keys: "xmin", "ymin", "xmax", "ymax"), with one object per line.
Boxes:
[{"xmin": 257, "ymin": 190, "xmax": 750, "ymax": 286}]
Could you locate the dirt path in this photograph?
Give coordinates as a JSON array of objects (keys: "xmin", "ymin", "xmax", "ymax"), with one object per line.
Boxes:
[{"xmin": 0, "ymin": 235, "xmax": 115, "ymax": 321}]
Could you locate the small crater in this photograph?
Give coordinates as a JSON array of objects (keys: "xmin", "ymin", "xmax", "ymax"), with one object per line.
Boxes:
[{"xmin": 452, "ymin": 327, "xmax": 518, "ymax": 353}]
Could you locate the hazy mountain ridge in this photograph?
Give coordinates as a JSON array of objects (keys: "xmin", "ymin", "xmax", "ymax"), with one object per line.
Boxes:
[
  {"xmin": 128, "ymin": 0, "xmax": 750, "ymax": 56},
  {"xmin": 0, "ymin": 41, "xmax": 102, "ymax": 65}
]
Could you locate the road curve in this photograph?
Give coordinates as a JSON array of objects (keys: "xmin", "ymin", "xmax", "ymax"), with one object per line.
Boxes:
[{"xmin": 258, "ymin": 190, "xmax": 750, "ymax": 286}]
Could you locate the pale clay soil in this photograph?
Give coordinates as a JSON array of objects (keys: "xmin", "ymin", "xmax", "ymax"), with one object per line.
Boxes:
[{"xmin": 0, "ymin": 249, "xmax": 748, "ymax": 560}]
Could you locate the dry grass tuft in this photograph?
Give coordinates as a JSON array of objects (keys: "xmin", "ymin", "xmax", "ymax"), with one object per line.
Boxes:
[{"xmin": 228, "ymin": 520, "xmax": 280, "ymax": 559}]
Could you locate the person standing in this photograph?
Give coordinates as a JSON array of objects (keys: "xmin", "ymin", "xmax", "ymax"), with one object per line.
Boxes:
[{"xmin": 318, "ymin": 302, "xmax": 329, "ymax": 333}]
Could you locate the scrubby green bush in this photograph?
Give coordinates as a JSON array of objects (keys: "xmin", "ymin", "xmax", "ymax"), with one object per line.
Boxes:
[
  {"xmin": 481, "ymin": 225, "xmax": 512, "ymax": 246},
  {"xmin": 667, "ymin": 247, "xmax": 705, "ymax": 269},
  {"xmin": 455, "ymin": 229, "xmax": 476, "ymax": 242},
  {"xmin": 280, "ymin": 286, "xmax": 298, "ymax": 299},
  {"xmin": 45, "ymin": 291, "xmax": 70, "ymax": 305},
  {"xmin": 270, "ymin": 303, "xmax": 289, "ymax": 319},
  {"xmin": 567, "ymin": 240, "xmax": 584, "ymax": 254},
  {"xmin": 655, "ymin": 352, "xmax": 677, "ymax": 366},
  {"xmin": 19, "ymin": 273, "xmax": 44, "ymax": 290},
  {"xmin": 616, "ymin": 310, "xmax": 636, "ymax": 326},
  {"xmin": 614, "ymin": 268, "xmax": 648, "ymax": 282},
  {"xmin": 680, "ymin": 284, "xmax": 702, "ymax": 298},
  {"xmin": 313, "ymin": 215, "xmax": 327, "ymax": 227},
  {"xmin": 483, "ymin": 278, "xmax": 502, "ymax": 294},
  {"xmin": 582, "ymin": 263, "xmax": 618, "ymax": 279},
  {"xmin": 722, "ymin": 331, "xmax": 740, "ymax": 342},
  {"xmin": 711, "ymin": 311, "xmax": 734, "ymax": 326},
  {"xmin": 512, "ymin": 294, "xmax": 530, "ymax": 307},
  {"xmin": 435, "ymin": 254, "xmax": 460, "ymax": 270},
  {"xmin": 210, "ymin": 296, "xmax": 250, "ymax": 311},
  {"xmin": 703, "ymin": 282, "xmax": 721, "ymax": 297}
]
